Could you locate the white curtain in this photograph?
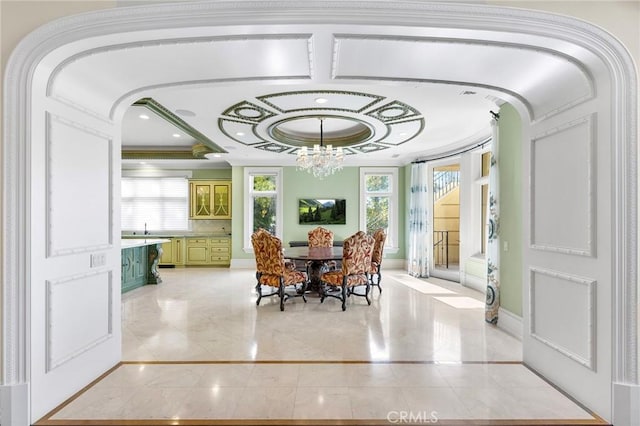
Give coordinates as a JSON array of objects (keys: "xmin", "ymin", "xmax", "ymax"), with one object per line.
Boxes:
[
  {"xmin": 408, "ymin": 162, "xmax": 430, "ymax": 277},
  {"xmin": 485, "ymin": 117, "xmax": 500, "ymax": 324}
]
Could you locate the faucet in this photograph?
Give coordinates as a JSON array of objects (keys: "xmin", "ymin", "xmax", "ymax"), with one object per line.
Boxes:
[{"xmin": 144, "ymin": 223, "xmax": 149, "ymax": 235}]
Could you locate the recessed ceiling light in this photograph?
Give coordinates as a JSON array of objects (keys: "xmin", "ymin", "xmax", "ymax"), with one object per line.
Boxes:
[
  {"xmin": 172, "ymin": 133, "xmax": 181, "ymax": 138},
  {"xmin": 139, "ymin": 161, "xmax": 147, "ymax": 164},
  {"xmin": 236, "ymin": 132, "xmax": 245, "ymax": 136},
  {"xmin": 399, "ymin": 132, "xmax": 408, "ymax": 137},
  {"xmin": 139, "ymin": 114, "xmax": 150, "ymax": 120},
  {"xmin": 315, "ymin": 97, "xmax": 328, "ymax": 104},
  {"xmin": 212, "ymin": 154, "xmax": 221, "ymax": 158}
]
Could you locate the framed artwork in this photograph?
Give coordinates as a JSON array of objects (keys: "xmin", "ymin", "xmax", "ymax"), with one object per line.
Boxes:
[{"xmin": 298, "ymin": 198, "xmax": 346, "ymax": 225}]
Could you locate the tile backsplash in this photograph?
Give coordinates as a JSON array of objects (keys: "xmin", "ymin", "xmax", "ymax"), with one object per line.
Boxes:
[{"xmin": 190, "ymin": 219, "xmax": 231, "ymax": 235}]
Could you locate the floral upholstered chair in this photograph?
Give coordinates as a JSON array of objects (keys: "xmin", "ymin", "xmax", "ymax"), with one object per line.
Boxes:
[
  {"xmin": 307, "ymin": 226, "xmax": 337, "ymax": 271},
  {"xmin": 308, "ymin": 226, "xmax": 334, "ymax": 247},
  {"xmin": 251, "ymin": 229, "xmax": 308, "ymax": 311},
  {"xmin": 319, "ymin": 231, "xmax": 374, "ymax": 311},
  {"xmin": 369, "ymin": 228, "xmax": 387, "ymax": 293}
]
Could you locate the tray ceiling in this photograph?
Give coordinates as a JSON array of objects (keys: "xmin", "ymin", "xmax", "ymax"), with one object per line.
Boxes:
[{"xmin": 42, "ymin": 20, "xmax": 593, "ymax": 168}]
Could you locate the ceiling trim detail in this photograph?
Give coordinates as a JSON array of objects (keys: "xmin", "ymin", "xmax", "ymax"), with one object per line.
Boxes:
[
  {"xmin": 257, "ymin": 90, "xmax": 384, "ymax": 113},
  {"xmin": 218, "ymin": 89, "xmax": 425, "ymax": 155},
  {"xmin": 121, "ymin": 150, "xmax": 207, "ymax": 160},
  {"xmin": 222, "ymin": 101, "xmax": 276, "ymax": 123},
  {"xmin": 131, "ymin": 98, "xmax": 226, "ymax": 154}
]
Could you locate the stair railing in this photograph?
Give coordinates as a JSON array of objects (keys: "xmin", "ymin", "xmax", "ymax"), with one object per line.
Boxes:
[
  {"xmin": 433, "ymin": 171, "xmax": 460, "ymax": 201},
  {"xmin": 433, "ymin": 230, "xmax": 449, "ymax": 268}
]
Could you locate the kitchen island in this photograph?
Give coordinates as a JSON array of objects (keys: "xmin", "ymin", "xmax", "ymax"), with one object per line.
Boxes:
[{"xmin": 121, "ymin": 238, "xmax": 170, "ymax": 293}]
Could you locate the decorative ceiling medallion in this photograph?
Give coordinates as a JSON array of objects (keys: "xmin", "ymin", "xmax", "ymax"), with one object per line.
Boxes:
[
  {"xmin": 351, "ymin": 143, "xmax": 388, "ymax": 154},
  {"xmin": 352, "ymin": 143, "xmax": 387, "ymax": 153},
  {"xmin": 219, "ymin": 118, "xmax": 264, "ymax": 145},
  {"xmin": 217, "ymin": 90, "xmax": 425, "ymax": 156},
  {"xmin": 269, "ymin": 115, "xmax": 374, "ymax": 148},
  {"xmin": 289, "ymin": 146, "xmax": 357, "ymax": 155},
  {"xmin": 367, "ymin": 101, "xmax": 421, "ymax": 123},
  {"xmin": 258, "ymin": 90, "xmax": 384, "ymax": 113},
  {"xmin": 376, "ymin": 118, "xmax": 425, "ymax": 146},
  {"xmin": 222, "ymin": 101, "xmax": 275, "ymax": 123},
  {"xmin": 255, "ymin": 143, "xmax": 291, "ymax": 153}
]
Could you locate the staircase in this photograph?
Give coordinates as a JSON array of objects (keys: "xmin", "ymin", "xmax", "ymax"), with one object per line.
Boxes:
[
  {"xmin": 433, "ymin": 170, "xmax": 459, "ymax": 200},
  {"xmin": 433, "ymin": 169, "xmax": 460, "ymax": 269}
]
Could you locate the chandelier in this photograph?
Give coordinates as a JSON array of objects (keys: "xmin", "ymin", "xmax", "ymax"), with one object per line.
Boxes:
[{"xmin": 296, "ymin": 118, "xmax": 344, "ymax": 179}]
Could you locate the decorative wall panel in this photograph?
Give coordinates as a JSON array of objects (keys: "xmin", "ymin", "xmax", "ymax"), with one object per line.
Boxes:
[
  {"xmin": 529, "ymin": 267, "xmax": 596, "ymax": 370},
  {"xmin": 47, "ymin": 115, "xmax": 112, "ymax": 256},
  {"xmin": 46, "ymin": 271, "xmax": 113, "ymax": 372},
  {"xmin": 530, "ymin": 115, "xmax": 595, "ymax": 256}
]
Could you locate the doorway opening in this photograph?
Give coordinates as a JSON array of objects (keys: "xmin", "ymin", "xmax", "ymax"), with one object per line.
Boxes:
[{"xmin": 432, "ymin": 164, "xmax": 460, "ymax": 282}]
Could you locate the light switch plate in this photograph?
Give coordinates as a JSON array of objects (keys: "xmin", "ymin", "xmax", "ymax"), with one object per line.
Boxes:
[{"xmin": 90, "ymin": 252, "xmax": 106, "ymax": 268}]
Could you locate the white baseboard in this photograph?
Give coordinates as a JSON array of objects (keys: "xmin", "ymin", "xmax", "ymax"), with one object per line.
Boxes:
[
  {"xmin": 497, "ymin": 307, "xmax": 523, "ymax": 340},
  {"xmin": 614, "ymin": 382, "xmax": 640, "ymax": 426},
  {"xmin": 461, "ymin": 273, "xmax": 485, "ymax": 292},
  {"xmin": 1, "ymin": 383, "xmax": 29, "ymax": 426},
  {"xmin": 382, "ymin": 258, "xmax": 405, "ymax": 270}
]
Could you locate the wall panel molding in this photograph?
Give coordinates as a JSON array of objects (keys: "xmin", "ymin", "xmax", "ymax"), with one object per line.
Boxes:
[
  {"xmin": 46, "ymin": 113, "xmax": 113, "ymax": 257},
  {"xmin": 529, "ymin": 267, "xmax": 596, "ymax": 370},
  {"xmin": 530, "ymin": 114, "xmax": 596, "ymax": 257},
  {"xmin": 45, "ymin": 271, "xmax": 113, "ymax": 372}
]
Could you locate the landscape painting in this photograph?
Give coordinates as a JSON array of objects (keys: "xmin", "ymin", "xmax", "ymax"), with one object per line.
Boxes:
[{"xmin": 299, "ymin": 199, "xmax": 346, "ymax": 225}]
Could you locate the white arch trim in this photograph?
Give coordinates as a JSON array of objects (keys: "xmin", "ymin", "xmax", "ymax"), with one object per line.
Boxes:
[{"xmin": 2, "ymin": 1, "xmax": 638, "ymax": 424}]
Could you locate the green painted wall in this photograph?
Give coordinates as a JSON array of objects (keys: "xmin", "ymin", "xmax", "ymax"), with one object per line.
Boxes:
[
  {"xmin": 498, "ymin": 103, "xmax": 523, "ymax": 316},
  {"xmin": 283, "ymin": 167, "xmax": 360, "ymax": 243},
  {"xmin": 231, "ymin": 166, "xmax": 245, "ymax": 260},
  {"xmin": 231, "ymin": 166, "xmax": 405, "ymax": 260},
  {"xmin": 191, "ymin": 169, "xmax": 232, "ymax": 179}
]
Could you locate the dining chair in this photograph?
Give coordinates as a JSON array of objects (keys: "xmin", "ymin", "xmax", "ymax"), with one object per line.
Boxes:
[
  {"xmin": 251, "ymin": 229, "xmax": 308, "ymax": 311},
  {"xmin": 308, "ymin": 226, "xmax": 337, "ymax": 271},
  {"xmin": 308, "ymin": 226, "xmax": 334, "ymax": 247},
  {"xmin": 369, "ymin": 228, "xmax": 387, "ymax": 293},
  {"xmin": 319, "ymin": 231, "xmax": 374, "ymax": 311}
]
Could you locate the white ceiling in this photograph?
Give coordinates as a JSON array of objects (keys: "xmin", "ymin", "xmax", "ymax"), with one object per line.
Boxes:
[{"xmin": 43, "ymin": 10, "xmax": 593, "ymax": 169}]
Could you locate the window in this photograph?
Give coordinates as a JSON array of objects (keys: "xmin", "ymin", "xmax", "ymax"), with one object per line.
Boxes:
[
  {"xmin": 244, "ymin": 167, "xmax": 283, "ymax": 251},
  {"xmin": 121, "ymin": 176, "xmax": 189, "ymax": 231},
  {"xmin": 360, "ymin": 168, "xmax": 398, "ymax": 251}
]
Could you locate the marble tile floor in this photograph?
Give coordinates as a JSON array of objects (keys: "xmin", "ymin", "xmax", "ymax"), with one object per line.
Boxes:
[{"xmin": 41, "ymin": 268, "xmax": 605, "ymax": 425}]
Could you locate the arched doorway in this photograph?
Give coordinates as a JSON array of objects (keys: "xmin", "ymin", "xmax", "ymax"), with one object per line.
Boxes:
[{"xmin": 2, "ymin": 2, "xmax": 637, "ymax": 424}]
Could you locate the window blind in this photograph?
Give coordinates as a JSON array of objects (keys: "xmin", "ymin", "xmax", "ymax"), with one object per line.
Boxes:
[{"xmin": 121, "ymin": 177, "xmax": 188, "ymax": 231}]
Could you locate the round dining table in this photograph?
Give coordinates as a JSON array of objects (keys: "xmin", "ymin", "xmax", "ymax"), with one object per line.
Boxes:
[{"xmin": 283, "ymin": 246, "xmax": 343, "ymax": 293}]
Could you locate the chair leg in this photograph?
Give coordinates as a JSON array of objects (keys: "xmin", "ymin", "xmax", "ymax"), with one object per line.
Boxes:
[
  {"xmin": 256, "ymin": 272, "xmax": 262, "ymax": 305},
  {"xmin": 377, "ymin": 270, "xmax": 382, "ymax": 293},
  {"xmin": 341, "ymin": 282, "xmax": 347, "ymax": 311},
  {"xmin": 279, "ymin": 281, "xmax": 285, "ymax": 311},
  {"xmin": 365, "ymin": 281, "xmax": 371, "ymax": 305}
]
